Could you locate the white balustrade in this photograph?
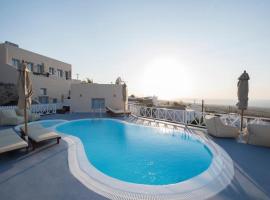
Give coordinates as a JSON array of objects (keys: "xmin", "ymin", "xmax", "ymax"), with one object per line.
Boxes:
[
  {"xmin": 0, "ymin": 105, "xmax": 17, "ymax": 110},
  {"xmin": 0, "ymin": 103, "xmax": 63, "ymax": 115},
  {"xmin": 128, "ymin": 104, "xmax": 252, "ymax": 128}
]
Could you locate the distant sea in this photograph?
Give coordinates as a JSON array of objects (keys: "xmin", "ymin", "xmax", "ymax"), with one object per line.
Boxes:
[{"xmin": 181, "ymin": 99, "xmax": 270, "ymax": 108}]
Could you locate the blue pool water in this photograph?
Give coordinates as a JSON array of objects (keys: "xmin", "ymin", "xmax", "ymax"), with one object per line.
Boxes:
[
  {"xmin": 38, "ymin": 120, "xmax": 66, "ymax": 128},
  {"xmin": 56, "ymin": 119, "xmax": 213, "ymax": 185}
]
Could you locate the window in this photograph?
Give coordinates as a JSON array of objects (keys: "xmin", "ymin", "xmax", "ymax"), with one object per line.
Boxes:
[
  {"xmin": 27, "ymin": 62, "xmax": 33, "ymax": 71},
  {"xmin": 52, "ymin": 98, "xmax": 57, "ymax": 103},
  {"xmin": 57, "ymin": 69, "xmax": 63, "ymax": 78},
  {"xmin": 37, "ymin": 64, "xmax": 43, "ymax": 73},
  {"xmin": 12, "ymin": 58, "xmax": 20, "ymax": 68},
  {"xmin": 65, "ymin": 71, "xmax": 69, "ymax": 80},
  {"xmin": 91, "ymin": 98, "xmax": 105, "ymax": 109},
  {"xmin": 38, "ymin": 96, "xmax": 49, "ymax": 104},
  {"xmin": 40, "ymin": 88, "xmax": 47, "ymax": 95},
  {"xmin": 49, "ymin": 67, "xmax": 55, "ymax": 75}
]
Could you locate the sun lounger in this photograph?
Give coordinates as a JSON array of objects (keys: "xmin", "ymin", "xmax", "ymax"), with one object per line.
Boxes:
[
  {"xmin": 0, "ymin": 129, "xmax": 28, "ymax": 154},
  {"xmin": 106, "ymin": 106, "xmax": 131, "ymax": 116},
  {"xmin": 20, "ymin": 124, "xmax": 61, "ymax": 150},
  {"xmin": 205, "ymin": 116, "xmax": 239, "ymax": 138}
]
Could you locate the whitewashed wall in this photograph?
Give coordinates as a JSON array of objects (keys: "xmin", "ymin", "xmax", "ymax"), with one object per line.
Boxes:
[{"xmin": 70, "ymin": 83, "xmax": 126, "ymax": 112}]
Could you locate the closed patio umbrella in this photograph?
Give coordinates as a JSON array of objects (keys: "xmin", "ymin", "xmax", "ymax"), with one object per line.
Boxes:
[
  {"xmin": 17, "ymin": 61, "xmax": 33, "ymax": 139},
  {"xmin": 122, "ymin": 83, "xmax": 127, "ymax": 112},
  {"xmin": 116, "ymin": 77, "xmax": 122, "ymax": 85},
  {"xmin": 236, "ymin": 70, "xmax": 250, "ymax": 132}
]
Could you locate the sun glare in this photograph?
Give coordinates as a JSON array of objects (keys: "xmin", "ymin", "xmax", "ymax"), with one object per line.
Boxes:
[{"xmin": 139, "ymin": 56, "xmax": 193, "ymax": 99}]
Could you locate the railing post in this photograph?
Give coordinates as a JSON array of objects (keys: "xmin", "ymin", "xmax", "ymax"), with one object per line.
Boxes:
[{"xmin": 185, "ymin": 110, "xmax": 187, "ymax": 124}]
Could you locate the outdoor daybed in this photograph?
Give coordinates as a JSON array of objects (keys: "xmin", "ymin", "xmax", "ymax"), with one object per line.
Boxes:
[
  {"xmin": 106, "ymin": 106, "xmax": 131, "ymax": 116},
  {"xmin": 21, "ymin": 124, "xmax": 61, "ymax": 150},
  {"xmin": 0, "ymin": 109, "xmax": 24, "ymax": 126},
  {"xmin": 247, "ymin": 123, "xmax": 270, "ymax": 147},
  {"xmin": 205, "ymin": 116, "xmax": 239, "ymax": 138},
  {"xmin": 0, "ymin": 108, "xmax": 40, "ymax": 126},
  {"xmin": 0, "ymin": 129, "xmax": 28, "ymax": 154}
]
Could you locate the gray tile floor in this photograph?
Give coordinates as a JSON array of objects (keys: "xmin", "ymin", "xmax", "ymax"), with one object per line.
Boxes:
[{"xmin": 0, "ymin": 113, "xmax": 270, "ymax": 200}]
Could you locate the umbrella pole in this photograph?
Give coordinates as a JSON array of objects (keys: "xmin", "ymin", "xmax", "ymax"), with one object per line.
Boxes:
[
  {"xmin": 24, "ymin": 101, "xmax": 28, "ymax": 140},
  {"xmin": 23, "ymin": 68, "xmax": 28, "ymax": 141},
  {"xmin": 240, "ymin": 109, "xmax": 244, "ymax": 132}
]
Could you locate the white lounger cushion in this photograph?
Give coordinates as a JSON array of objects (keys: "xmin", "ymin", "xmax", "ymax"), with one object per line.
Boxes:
[
  {"xmin": 22, "ymin": 124, "xmax": 60, "ymax": 143},
  {"xmin": 0, "ymin": 109, "xmax": 24, "ymax": 125},
  {"xmin": 0, "ymin": 129, "xmax": 28, "ymax": 154},
  {"xmin": 247, "ymin": 124, "xmax": 270, "ymax": 147}
]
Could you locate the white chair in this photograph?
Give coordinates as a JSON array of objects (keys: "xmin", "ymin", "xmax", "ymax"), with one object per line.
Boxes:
[
  {"xmin": 247, "ymin": 123, "xmax": 270, "ymax": 147},
  {"xmin": 205, "ymin": 116, "xmax": 239, "ymax": 138}
]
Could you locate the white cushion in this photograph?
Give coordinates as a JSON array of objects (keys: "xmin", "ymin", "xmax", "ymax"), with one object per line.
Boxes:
[
  {"xmin": 0, "ymin": 109, "xmax": 24, "ymax": 125},
  {"xmin": 0, "ymin": 109, "xmax": 18, "ymax": 119},
  {"xmin": 22, "ymin": 124, "xmax": 60, "ymax": 142},
  {"xmin": 248, "ymin": 124, "xmax": 270, "ymax": 147},
  {"xmin": 205, "ymin": 116, "xmax": 239, "ymax": 138}
]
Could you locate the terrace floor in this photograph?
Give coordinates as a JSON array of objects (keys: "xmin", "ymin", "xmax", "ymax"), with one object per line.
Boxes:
[{"xmin": 0, "ymin": 113, "xmax": 270, "ymax": 200}]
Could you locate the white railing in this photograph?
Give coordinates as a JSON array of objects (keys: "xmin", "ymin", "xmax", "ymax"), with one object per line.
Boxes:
[
  {"xmin": 128, "ymin": 104, "xmax": 247, "ymax": 128},
  {"xmin": 0, "ymin": 103, "xmax": 63, "ymax": 115}
]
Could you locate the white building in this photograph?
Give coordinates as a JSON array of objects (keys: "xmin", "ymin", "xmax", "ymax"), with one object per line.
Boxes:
[
  {"xmin": 70, "ymin": 83, "xmax": 127, "ymax": 113},
  {"xmin": 0, "ymin": 41, "xmax": 79, "ymax": 105}
]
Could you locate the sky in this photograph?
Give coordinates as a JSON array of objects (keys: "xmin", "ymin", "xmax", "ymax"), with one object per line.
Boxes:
[{"xmin": 0, "ymin": 0, "xmax": 270, "ymax": 101}]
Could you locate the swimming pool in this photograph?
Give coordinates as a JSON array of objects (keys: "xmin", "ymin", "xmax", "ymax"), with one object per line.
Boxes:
[
  {"xmin": 56, "ymin": 119, "xmax": 234, "ymax": 200},
  {"xmin": 57, "ymin": 119, "xmax": 212, "ymax": 185}
]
